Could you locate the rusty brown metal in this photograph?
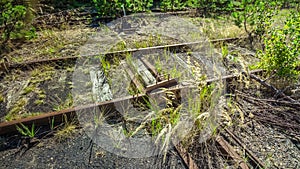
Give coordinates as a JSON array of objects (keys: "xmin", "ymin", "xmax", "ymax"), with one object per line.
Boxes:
[
  {"xmin": 174, "ymin": 142, "xmax": 199, "ymax": 169},
  {"xmin": 249, "ymin": 74, "xmax": 296, "ymax": 102},
  {"xmin": 216, "ymin": 135, "xmax": 249, "ymax": 169},
  {"xmin": 0, "ymin": 86, "xmax": 187, "ymax": 135},
  {"xmin": 7, "ymin": 37, "xmax": 248, "ymax": 72},
  {"xmin": 206, "ymin": 69, "xmax": 263, "ymax": 84},
  {"xmin": 224, "ymin": 128, "xmax": 266, "ymax": 169},
  {"xmin": 0, "ymin": 69, "xmax": 263, "ymax": 135},
  {"xmin": 146, "ymin": 78, "xmax": 178, "ymax": 93},
  {"xmin": 0, "ymin": 93, "xmax": 139, "ymax": 135}
]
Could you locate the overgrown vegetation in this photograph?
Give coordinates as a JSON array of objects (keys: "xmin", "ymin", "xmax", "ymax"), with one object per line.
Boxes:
[
  {"xmin": 54, "ymin": 114, "xmax": 77, "ymax": 142},
  {"xmin": 256, "ymin": 11, "xmax": 300, "ymax": 79},
  {"xmin": 92, "ymin": 0, "xmax": 233, "ymax": 16},
  {"xmin": 0, "ymin": 0, "xmax": 36, "ymax": 55},
  {"xmin": 16, "ymin": 123, "xmax": 38, "ymax": 138},
  {"xmin": 1, "ymin": 2, "xmax": 299, "ymax": 167},
  {"xmin": 231, "ymin": 0, "xmax": 280, "ymax": 44}
]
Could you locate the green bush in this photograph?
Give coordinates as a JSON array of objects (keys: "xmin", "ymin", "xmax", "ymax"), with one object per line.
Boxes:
[
  {"xmin": 125, "ymin": 0, "xmax": 153, "ymax": 12},
  {"xmin": 92, "ymin": 0, "xmax": 154, "ymax": 17},
  {"xmin": 92, "ymin": 0, "xmax": 241, "ymax": 16},
  {"xmin": 257, "ymin": 11, "xmax": 300, "ymax": 79},
  {"xmin": 160, "ymin": 0, "xmax": 184, "ymax": 11},
  {"xmin": 231, "ymin": 0, "xmax": 280, "ymax": 40},
  {"xmin": 200, "ymin": 0, "xmax": 233, "ymax": 14},
  {"xmin": 0, "ymin": 0, "xmax": 36, "ymax": 44}
]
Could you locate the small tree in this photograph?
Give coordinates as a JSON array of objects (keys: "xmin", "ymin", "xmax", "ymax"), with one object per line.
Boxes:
[
  {"xmin": 0, "ymin": 0, "xmax": 27, "ymax": 43},
  {"xmin": 0, "ymin": 0, "xmax": 36, "ymax": 56},
  {"xmin": 231, "ymin": 0, "xmax": 280, "ymax": 46},
  {"xmin": 257, "ymin": 11, "xmax": 300, "ymax": 79}
]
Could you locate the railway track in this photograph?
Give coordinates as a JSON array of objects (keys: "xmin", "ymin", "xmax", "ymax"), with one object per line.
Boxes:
[
  {"xmin": 0, "ymin": 71, "xmax": 263, "ymax": 169},
  {"xmin": 1, "ymin": 36, "xmax": 245, "ymax": 74},
  {"xmin": 0, "ymin": 7, "xmax": 198, "ymax": 31},
  {"xmin": 1, "ymin": 5, "xmax": 298, "ymax": 168},
  {"xmin": 0, "ymin": 37, "xmax": 264, "ymax": 168},
  {"xmin": 0, "ymin": 68, "xmax": 263, "ymax": 135}
]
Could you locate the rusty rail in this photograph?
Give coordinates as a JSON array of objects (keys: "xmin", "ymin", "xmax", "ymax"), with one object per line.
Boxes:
[
  {"xmin": 0, "ymin": 69, "xmax": 262, "ymax": 135},
  {"xmin": 3, "ymin": 37, "xmax": 247, "ymax": 73},
  {"xmin": 146, "ymin": 78, "xmax": 178, "ymax": 93},
  {"xmin": 0, "ymin": 69, "xmax": 264, "ymax": 169},
  {"xmin": 175, "ymin": 142, "xmax": 199, "ymax": 169},
  {"xmin": 224, "ymin": 128, "xmax": 266, "ymax": 169},
  {"xmin": 216, "ymin": 135, "xmax": 249, "ymax": 169}
]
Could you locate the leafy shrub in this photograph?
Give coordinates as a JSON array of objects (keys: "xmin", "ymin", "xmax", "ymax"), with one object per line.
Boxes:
[
  {"xmin": 257, "ymin": 11, "xmax": 300, "ymax": 79},
  {"xmin": 93, "ymin": 0, "xmax": 153, "ymax": 17},
  {"xmin": 199, "ymin": 0, "xmax": 233, "ymax": 14},
  {"xmin": 92, "ymin": 0, "xmax": 123, "ymax": 17},
  {"xmin": 231, "ymin": 0, "xmax": 280, "ymax": 41},
  {"xmin": 160, "ymin": 0, "xmax": 233, "ymax": 12},
  {"xmin": 125, "ymin": 0, "xmax": 153, "ymax": 12},
  {"xmin": 160, "ymin": 0, "xmax": 184, "ymax": 11},
  {"xmin": 0, "ymin": 0, "xmax": 36, "ymax": 44}
]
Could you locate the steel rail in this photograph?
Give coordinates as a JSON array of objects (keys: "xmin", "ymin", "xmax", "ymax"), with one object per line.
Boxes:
[
  {"xmin": 223, "ymin": 128, "xmax": 266, "ymax": 169},
  {"xmin": 0, "ymin": 69, "xmax": 263, "ymax": 169},
  {"xmin": 174, "ymin": 142, "xmax": 199, "ymax": 169},
  {"xmin": 216, "ymin": 135, "xmax": 249, "ymax": 169},
  {"xmin": 0, "ymin": 69, "xmax": 262, "ymax": 135},
  {"xmin": 3, "ymin": 37, "xmax": 246, "ymax": 73}
]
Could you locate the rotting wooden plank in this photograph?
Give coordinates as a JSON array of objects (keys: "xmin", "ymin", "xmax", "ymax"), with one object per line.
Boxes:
[
  {"xmin": 89, "ymin": 66, "xmax": 113, "ymax": 102},
  {"xmin": 0, "ymin": 69, "xmax": 263, "ymax": 135},
  {"xmin": 140, "ymin": 57, "xmax": 163, "ymax": 81},
  {"xmin": 136, "ymin": 59, "xmax": 156, "ymax": 86},
  {"xmin": 216, "ymin": 135, "xmax": 249, "ymax": 169},
  {"xmin": 121, "ymin": 60, "xmax": 146, "ymax": 94}
]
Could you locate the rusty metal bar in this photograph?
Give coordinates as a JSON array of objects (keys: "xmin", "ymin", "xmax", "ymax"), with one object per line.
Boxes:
[
  {"xmin": 146, "ymin": 78, "xmax": 178, "ymax": 93},
  {"xmin": 0, "ymin": 70, "xmax": 263, "ymax": 135},
  {"xmin": 216, "ymin": 135, "xmax": 249, "ymax": 169},
  {"xmin": 224, "ymin": 128, "xmax": 266, "ymax": 169},
  {"xmin": 0, "ymin": 86, "xmax": 191, "ymax": 135},
  {"xmin": 206, "ymin": 69, "xmax": 263, "ymax": 84},
  {"xmin": 7, "ymin": 37, "xmax": 247, "ymax": 72},
  {"xmin": 174, "ymin": 142, "xmax": 199, "ymax": 169},
  {"xmin": 249, "ymin": 74, "xmax": 296, "ymax": 102}
]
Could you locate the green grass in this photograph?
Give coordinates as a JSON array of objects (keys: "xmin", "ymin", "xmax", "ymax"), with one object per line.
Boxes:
[
  {"xmin": 6, "ymin": 98, "xmax": 28, "ymax": 121},
  {"xmin": 272, "ymin": 9, "xmax": 294, "ymax": 28},
  {"xmin": 0, "ymin": 94, "xmax": 5, "ymax": 103},
  {"xmin": 132, "ymin": 34, "xmax": 163, "ymax": 49},
  {"xmin": 34, "ymin": 99, "xmax": 44, "ymax": 105},
  {"xmin": 16, "ymin": 123, "xmax": 38, "ymax": 138},
  {"xmin": 52, "ymin": 93, "xmax": 73, "ymax": 111},
  {"xmin": 54, "ymin": 114, "xmax": 77, "ymax": 142}
]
